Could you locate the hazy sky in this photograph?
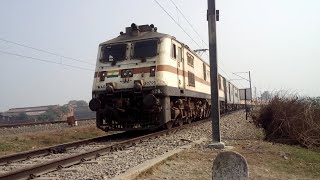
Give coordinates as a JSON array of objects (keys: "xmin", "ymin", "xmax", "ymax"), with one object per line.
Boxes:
[{"xmin": 0, "ymin": 0, "xmax": 319, "ymax": 111}]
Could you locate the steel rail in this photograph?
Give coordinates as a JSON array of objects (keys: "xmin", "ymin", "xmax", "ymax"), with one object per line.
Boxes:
[{"xmin": 0, "ymin": 131, "xmax": 126, "ymax": 166}]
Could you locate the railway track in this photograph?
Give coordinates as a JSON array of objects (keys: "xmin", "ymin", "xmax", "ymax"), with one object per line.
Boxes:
[
  {"xmin": 0, "ymin": 118, "xmax": 95, "ymax": 129},
  {"xmin": 0, "ymin": 111, "xmax": 239, "ymax": 180},
  {"xmin": 0, "ymin": 130, "xmax": 153, "ymax": 180},
  {"xmin": 0, "ymin": 117, "xmax": 213, "ymax": 180}
]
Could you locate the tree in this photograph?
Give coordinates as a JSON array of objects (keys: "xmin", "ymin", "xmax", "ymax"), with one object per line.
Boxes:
[
  {"xmin": 68, "ymin": 100, "xmax": 88, "ymax": 107},
  {"xmin": 59, "ymin": 105, "xmax": 69, "ymax": 114},
  {"xmin": 38, "ymin": 106, "xmax": 67, "ymax": 121},
  {"xmin": 68, "ymin": 100, "xmax": 95, "ymax": 119},
  {"xmin": 261, "ymin": 91, "xmax": 271, "ymax": 101},
  {"xmin": 17, "ymin": 112, "xmax": 29, "ymax": 121}
]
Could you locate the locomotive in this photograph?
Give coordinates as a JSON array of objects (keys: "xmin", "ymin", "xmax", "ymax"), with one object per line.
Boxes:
[{"xmin": 89, "ymin": 23, "xmax": 241, "ymax": 132}]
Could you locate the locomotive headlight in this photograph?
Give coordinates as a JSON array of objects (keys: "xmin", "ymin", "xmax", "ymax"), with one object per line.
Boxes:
[
  {"xmin": 150, "ymin": 66, "xmax": 156, "ymax": 77},
  {"xmin": 121, "ymin": 69, "xmax": 133, "ymax": 78},
  {"xmin": 121, "ymin": 69, "xmax": 128, "ymax": 78}
]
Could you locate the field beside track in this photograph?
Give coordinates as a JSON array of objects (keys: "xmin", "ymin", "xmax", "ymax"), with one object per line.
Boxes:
[
  {"xmin": 0, "ymin": 125, "xmax": 106, "ymax": 156},
  {"xmin": 138, "ymin": 111, "xmax": 320, "ymax": 180}
]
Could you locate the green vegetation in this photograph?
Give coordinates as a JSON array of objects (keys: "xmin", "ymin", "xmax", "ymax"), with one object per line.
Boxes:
[
  {"xmin": 68, "ymin": 100, "xmax": 95, "ymax": 119},
  {"xmin": 267, "ymin": 144, "xmax": 320, "ymax": 179},
  {"xmin": 276, "ymin": 146, "xmax": 320, "ymax": 178},
  {"xmin": 17, "ymin": 112, "xmax": 28, "ymax": 121}
]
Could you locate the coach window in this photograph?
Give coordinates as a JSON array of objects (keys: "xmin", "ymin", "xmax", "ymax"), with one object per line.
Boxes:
[
  {"xmin": 187, "ymin": 53, "xmax": 194, "ymax": 67},
  {"xmin": 188, "ymin": 71, "xmax": 195, "ymax": 87},
  {"xmin": 171, "ymin": 44, "xmax": 177, "ymax": 59}
]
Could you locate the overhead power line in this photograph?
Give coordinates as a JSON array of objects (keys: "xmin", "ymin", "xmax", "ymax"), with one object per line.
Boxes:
[
  {"xmin": 164, "ymin": 0, "xmax": 233, "ymax": 81},
  {"xmin": 169, "ymin": 0, "xmax": 209, "ymax": 47},
  {"xmin": 0, "ymin": 50, "xmax": 94, "ymax": 71},
  {"xmin": 218, "ymin": 66, "xmax": 232, "ymax": 79},
  {"xmin": 154, "ymin": 0, "xmax": 202, "ymax": 49},
  {"xmin": 0, "ymin": 38, "xmax": 95, "ymax": 66},
  {"xmin": 203, "ymin": 51, "xmax": 232, "ymax": 80}
]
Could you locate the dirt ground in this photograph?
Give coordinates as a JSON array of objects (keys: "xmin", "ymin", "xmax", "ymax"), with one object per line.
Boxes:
[
  {"xmin": 138, "ymin": 111, "xmax": 320, "ymax": 180},
  {"xmin": 138, "ymin": 140, "xmax": 320, "ymax": 180}
]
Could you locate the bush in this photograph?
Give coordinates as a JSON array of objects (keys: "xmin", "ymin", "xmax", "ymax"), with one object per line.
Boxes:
[{"xmin": 253, "ymin": 94, "xmax": 320, "ymax": 148}]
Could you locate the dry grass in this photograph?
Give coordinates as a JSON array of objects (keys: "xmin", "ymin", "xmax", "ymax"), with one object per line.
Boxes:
[
  {"xmin": 252, "ymin": 94, "xmax": 320, "ymax": 148},
  {"xmin": 138, "ymin": 140, "xmax": 320, "ymax": 180},
  {"xmin": 0, "ymin": 125, "xmax": 106, "ymax": 156},
  {"xmin": 235, "ymin": 140, "xmax": 320, "ymax": 179}
]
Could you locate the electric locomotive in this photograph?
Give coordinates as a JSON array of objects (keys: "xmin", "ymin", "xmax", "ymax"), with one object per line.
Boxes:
[{"xmin": 89, "ymin": 23, "xmax": 239, "ymax": 132}]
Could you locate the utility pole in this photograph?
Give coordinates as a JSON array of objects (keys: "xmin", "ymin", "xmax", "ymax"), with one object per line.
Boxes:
[
  {"xmin": 248, "ymin": 71, "xmax": 252, "ymax": 110},
  {"xmin": 207, "ymin": 0, "xmax": 224, "ymax": 149},
  {"xmin": 245, "ymin": 89, "xmax": 247, "ymax": 120}
]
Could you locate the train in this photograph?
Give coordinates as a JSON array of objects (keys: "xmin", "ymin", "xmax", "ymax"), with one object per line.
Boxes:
[{"xmin": 89, "ymin": 23, "xmax": 242, "ymax": 132}]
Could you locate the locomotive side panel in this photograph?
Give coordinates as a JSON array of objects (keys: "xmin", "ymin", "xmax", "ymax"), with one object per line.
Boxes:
[{"xmin": 185, "ymin": 49, "xmax": 208, "ymax": 96}]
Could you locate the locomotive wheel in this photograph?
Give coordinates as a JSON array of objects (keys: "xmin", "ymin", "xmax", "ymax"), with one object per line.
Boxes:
[{"xmin": 165, "ymin": 121, "xmax": 173, "ymax": 129}]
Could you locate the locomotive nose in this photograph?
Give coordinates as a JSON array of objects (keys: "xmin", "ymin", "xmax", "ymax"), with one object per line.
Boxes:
[{"xmin": 89, "ymin": 98, "xmax": 101, "ymax": 111}]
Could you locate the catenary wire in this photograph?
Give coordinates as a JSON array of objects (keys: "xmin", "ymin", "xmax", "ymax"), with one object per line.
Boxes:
[
  {"xmin": 169, "ymin": 0, "xmax": 208, "ymax": 48},
  {"xmin": 0, "ymin": 37, "xmax": 95, "ymax": 66},
  {"xmin": 154, "ymin": 0, "xmax": 202, "ymax": 49},
  {"xmin": 161, "ymin": 0, "xmax": 233, "ymax": 81},
  {"xmin": 0, "ymin": 50, "xmax": 94, "ymax": 71}
]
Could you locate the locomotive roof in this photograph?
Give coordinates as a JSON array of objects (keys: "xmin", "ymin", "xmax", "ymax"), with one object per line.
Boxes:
[
  {"xmin": 100, "ymin": 31, "xmax": 171, "ymax": 45},
  {"xmin": 99, "ymin": 24, "xmax": 210, "ymax": 66}
]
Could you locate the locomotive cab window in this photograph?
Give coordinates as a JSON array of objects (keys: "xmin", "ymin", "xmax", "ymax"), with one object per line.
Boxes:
[
  {"xmin": 100, "ymin": 44, "xmax": 127, "ymax": 62},
  {"xmin": 133, "ymin": 40, "xmax": 158, "ymax": 59}
]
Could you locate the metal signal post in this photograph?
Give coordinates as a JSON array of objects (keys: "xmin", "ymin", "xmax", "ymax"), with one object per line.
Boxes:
[{"xmin": 207, "ymin": 0, "xmax": 225, "ymax": 149}]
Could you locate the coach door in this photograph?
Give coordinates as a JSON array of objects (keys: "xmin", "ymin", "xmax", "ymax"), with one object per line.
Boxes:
[{"xmin": 177, "ymin": 46, "xmax": 185, "ymax": 89}]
